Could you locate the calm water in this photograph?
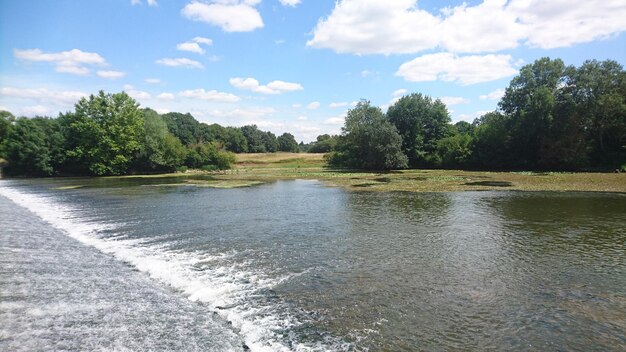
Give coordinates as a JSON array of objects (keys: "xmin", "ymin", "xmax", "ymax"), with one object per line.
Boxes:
[{"xmin": 1, "ymin": 178, "xmax": 625, "ymax": 351}]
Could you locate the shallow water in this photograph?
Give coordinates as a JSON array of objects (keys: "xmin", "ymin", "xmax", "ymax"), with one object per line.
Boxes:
[{"xmin": 1, "ymin": 178, "xmax": 625, "ymax": 351}]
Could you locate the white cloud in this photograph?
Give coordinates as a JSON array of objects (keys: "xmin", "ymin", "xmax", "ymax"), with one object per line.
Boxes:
[
  {"xmin": 307, "ymin": 0, "xmax": 626, "ymax": 55},
  {"xmin": 438, "ymin": 96, "xmax": 470, "ymax": 106},
  {"xmin": 157, "ymin": 92, "xmax": 175, "ymax": 100},
  {"xmin": 97, "ymin": 70, "xmax": 126, "ymax": 79},
  {"xmin": 324, "ymin": 116, "xmax": 345, "ymax": 125},
  {"xmin": 396, "ymin": 53, "xmax": 518, "ymax": 85},
  {"xmin": 131, "ymin": 0, "xmax": 157, "ymax": 6},
  {"xmin": 229, "ymin": 77, "xmax": 303, "ymax": 94},
  {"xmin": 14, "ymin": 48, "xmax": 107, "ymax": 76},
  {"xmin": 279, "ymin": 0, "xmax": 301, "ymax": 7},
  {"xmin": 156, "ymin": 57, "xmax": 204, "ymax": 69},
  {"xmin": 292, "ymin": 103, "xmax": 302, "ymax": 108},
  {"xmin": 22, "ymin": 105, "xmax": 52, "ymax": 116},
  {"xmin": 192, "ymin": 36, "xmax": 213, "ymax": 45},
  {"xmin": 307, "ymin": 101, "xmax": 320, "ymax": 110},
  {"xmin": 392, "ymin": 89, "xmax": 407, "ymax": 97},
  {"xmin": 178, "ymin": 89, "xmax": 241, "ymax": 103},
  {"xmin": 177, "ymin": 42, "xmax": 205, "ymax": 54},
  {"xmin": 208, "ymin": 106, "xmax": 276, "ymax": 120},
  {"xmin": 329, "ymin": 102, "xmax": 349, "ymax": 108},
  {"xmin": 361, "ymin": 70, "xmax": 377, "ymax": 78},
  {"xmin": 296, "ymin": 115, "xmax": 308, "ymax": 120},
  {"xmin": 480, "ymin": 88, "xmax": 505, "ymax": 100},
  {"xmin": 0, "ymin": 87, "xmax": 88, "ymax": 105},
  {"xmin": 181, "ymin": 1, "xmax": 263, "ymax": 32},
  {"xmin": 125, "ymin": 88, "xmax": 152, "ymax": 100},
  {"xmin": 275, "ymin": 39, "xmax": 286, "ymax": 45},
  {"xmin": 145, "ymin": 78, "xmax": 161, "ymax": 84},
  {"xmin": 454, "ymin": 110, "xmax": 493, "ymax": 123}
]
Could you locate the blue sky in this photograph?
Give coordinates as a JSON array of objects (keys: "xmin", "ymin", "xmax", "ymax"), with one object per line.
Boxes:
[{"xmin": 1, "ymin": 0, "xmax": 625, "ymax": 142}]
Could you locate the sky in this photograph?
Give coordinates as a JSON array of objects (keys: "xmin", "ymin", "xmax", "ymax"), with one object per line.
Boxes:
[{"xmin": 1, "ymin": 0, "xmax": 625, "ymax": 142}]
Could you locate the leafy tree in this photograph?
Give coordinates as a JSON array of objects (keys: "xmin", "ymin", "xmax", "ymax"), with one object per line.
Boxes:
[
  {"xmin": 471, "ymin": 112, "xmax": 512, "ymax": 168},
  {"xmin": 328, "ymin": 101, "xmax": 407, "ymax": 170},
  {"xmin": 261, "ymin": 131, "xmax": 278, "ymax": 152},
  {"xmin": 185, "ymin": 142, "xmax": 235, "ymax": 170},
  {"xmin": 4, "ymin": 117, "xmax": 65, "ymax": 176},
  {"xmin": 434, "ymin": 133, "xmax": 472, "ymax": 168},
  {"xmin": 277, "ymin": 132, "xmax": 299, "ymax": 152},
  {"xmin": 241, "ymin": 125, "xmax": 267, "ymax": 152},
  {"xmin": 387, "ymin": 93, "xmax": 450, "ymax": 167},
  {"xmin": 222, "ymin": 127, "xmax": 248, "ymax": 153},
  {"xmin": 0, "ymin": 110, "xmax": 15, "ymax": 159},
  {"xmin": 162, "ymin": 112, "xmax": 201, "ymax": 146},
  {"xmin": 59, "ymin": 91, "xmax": 144, "ymax": 175},
  {"xmin": 139, "ymin": 109, "xmax": 186, "ymax": 171},
  {"xmin": 308, "ymin": 134, "xmax": 338, "ymax": 153},
  {"xmin": 499, "ymin": 57, "xmax": 566, "ymax": 168}
]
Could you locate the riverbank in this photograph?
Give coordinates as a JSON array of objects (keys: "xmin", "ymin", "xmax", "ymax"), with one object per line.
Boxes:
[{"xmin": 110, "ymin": 153, "xmax": 626, "ymax": 193}]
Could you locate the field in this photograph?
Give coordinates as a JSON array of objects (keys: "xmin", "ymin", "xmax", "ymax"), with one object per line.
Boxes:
[{"xmin": 208, "ymin": 153, "xmax": 626, "ymax": 193}]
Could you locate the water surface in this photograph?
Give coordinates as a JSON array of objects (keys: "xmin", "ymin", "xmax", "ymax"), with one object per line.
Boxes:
[{"xmin": 1, "ymin": 178, "xmax": 624, "ymax": 351}]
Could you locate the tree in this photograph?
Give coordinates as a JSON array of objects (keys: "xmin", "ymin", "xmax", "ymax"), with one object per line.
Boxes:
[
  {"xmin": 59, "ymin": 91, "xmax": 144, "ymax": 175},
  {"xmin": 277, "ymin": 133, "xmax": 299, "ymax": 152},
  {"xmin": 4, "ymin": 117, "xmax": 65, "ymax": 176},
  {"xmin": 387, "ymin": 93, "xmax": 450, "ymax": 167},
  {"xmin": 0, "ymin": 110, "xmax": 15, "ymax": 159},
  {"xmin": 139, "ymin": 109, "xmax": 186, "ymax": 171},
  {"xmin": 162, "ymin": 112, "xmax": 201, "ymax": 145},
  {"xmin": 185, "ymin": 142, "xmax": 235, "ymax": 170},
  {"xmin": 499, "ymin": 57, "xmax": 566, "ymax": 168},
  {"xmin": 328, "ymin": 101, "xmax": 407, "ymax": 170},
  {"xmin": 471, "ymin": 112, "xmax": 512, "ymax": 169},
  {"xmin": 261, "ymin": 131, "xmax": 278, "ymax": 152},
  {"xmin": 241, "ymin": 125, "xmax": 267, "ymax": 152},
  {"xmin": 308, "ymin": 134, "xmax": 338, "ymax": 153}
]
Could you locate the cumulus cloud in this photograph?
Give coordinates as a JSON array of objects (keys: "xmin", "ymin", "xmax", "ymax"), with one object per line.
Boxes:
[
  {"xmin": 157, "ymin": 92, "xmax": 175, "ymax": 100},
  {"xmin": 177, "ymin": 42, "xmax": 205, "ymax": 54},
  {"xmin": 279, "ymin": 0, "xmax": 301, "ymax": 7},
  {"xmin": 145, "ymin": 78, "xmax": 162, "ymax": 84},
  {"xmin": 329, "ymin": 102, "xmax": 349, "ymax": 108},
  {"xmin": 207, "ymin": 106, "xmax": 276, "ymax": 120},
  {"xmin": 392, "ymin": 89, "xmax": 407, "ymax": 98},
  {"xmin": 156, "ymin": 57, "xmax": 204, "ymax": 69},
  {"xmin": 229, "ymin": 77, "xmax": 304, "ymax": 94},
  {"xmin": 97, "ymin": 70, "xmax": 126, "ymax": 79},
  {"xmin": 396, "ymin": 53, "xmax": 518, "ymax": 85},
  {"xmin": 131, "ymin": 0, "xmax": 157, "ymax": 6},
  {"xmin": 14, "ymin": 48, "xmax": 107, "ymax": 76},
  {"xmin": 480, "ymin": 88, "xmax": 505, "ymax": 100},
  {"xmin": 307, "ymin": 0, "xmax": 626, "ymax": 55},
  {"xmin": 324, "ymin": 116, "xmax": 345, "ymax": 125},
  {"xmin": 178, "ymin": 88, "xmax": 241, "ymax": 103},
  {"xmin": 181, "ymin": 1, "xmax": 263, "ymax": 32},
  {"xmin": 192, "ymin": 36, "xmax": 213, "ymax": 45},
  {"xmin": 438, "ymin": 96, "xmax": 470, "ymax": 106},
  {"xmin": 0, "ymin": 87, "xmax": 88, "ymax": 105},
  {"xmin": 307, "ymin": 101, "xmax": 321, "ymax": 110}
]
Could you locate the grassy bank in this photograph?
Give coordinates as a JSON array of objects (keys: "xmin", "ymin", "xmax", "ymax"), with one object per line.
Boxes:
[{"xmin": 100, "ymin": 152, "xmax": 626, "ymax": 193}]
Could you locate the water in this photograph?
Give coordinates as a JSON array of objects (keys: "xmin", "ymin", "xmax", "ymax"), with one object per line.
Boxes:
[{"xmin": 1, "ymin": 178, "xmax": 625, "ymax": 351}]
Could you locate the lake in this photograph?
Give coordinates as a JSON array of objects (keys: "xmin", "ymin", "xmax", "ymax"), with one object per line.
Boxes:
[{"xmin": 1, "ymin": 178, "xmax": 625, "ymax": 351}]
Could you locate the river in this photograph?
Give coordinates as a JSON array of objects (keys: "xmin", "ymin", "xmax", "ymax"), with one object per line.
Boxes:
[{"xmin": 1, "ymin": 178, "xmax": 624, "ymax": 351}]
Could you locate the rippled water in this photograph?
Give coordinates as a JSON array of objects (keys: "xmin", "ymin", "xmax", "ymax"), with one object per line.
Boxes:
[{"xmin": 1, "ymin": 178, "xmax": 625, "ymax": 351}]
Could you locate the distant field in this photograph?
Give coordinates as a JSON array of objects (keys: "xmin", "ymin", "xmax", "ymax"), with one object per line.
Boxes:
[{"xmin": 107, "ymin": 153, "xmax": 626, "ymax": 193}]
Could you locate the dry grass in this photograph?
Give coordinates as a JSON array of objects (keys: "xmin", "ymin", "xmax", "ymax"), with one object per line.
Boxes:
[{"xmin": 102, "ymin": 153, "xmax": 626, "ymax": 193}]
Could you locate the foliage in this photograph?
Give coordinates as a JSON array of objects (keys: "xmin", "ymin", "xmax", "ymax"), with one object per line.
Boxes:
[
  {"xmin": 277, "ymin": 133, "xmax": 299, "ymax": 152},
  {"xmin": 162, "ymin": 112, "xmax": 202, "ymax": 146},
  {"xmin": 60, "ymin": 91, "xmax": 144, "ymax": 175},
  {"xmin": 138, "ymin": 109, "xmax": 187, "ymax": 171},
  {"xmin": 308, "ymin": 134, "xmax": 338, "ymax": 153},
  {"xmin": 185, "ymin": 142, "xmax": 235, "ymax": 170},
  {"xmin": 387, "ymin": 93, "xmax": 450, "ymax": 167},
  {"xmin": 4, "ymin": 117, "xmax": 65, "ymax": 176},
  {"xmin": 328, "ymin": 101, "xmax": 407, "ymax": 170}
]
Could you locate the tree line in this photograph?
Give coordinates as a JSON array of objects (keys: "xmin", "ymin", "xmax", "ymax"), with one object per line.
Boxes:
[
  {"xmin": 0, "ymin": 91, "xmax": 300, "ymax": 176},
  {"xmin": 326, "ymin": 58, "xmax": 626, "ymax": 171},
  {"xmin": 1, "ymin": 57, "xmax": 624, "ymax": 176}
]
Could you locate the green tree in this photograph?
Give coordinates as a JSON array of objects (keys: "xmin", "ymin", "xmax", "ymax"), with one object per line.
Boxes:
[
  {"xmin": 434, "ymin": 133, "xmax": 473, "ymax": 168},
  {"xmin": 162, "ymin": 112, "xmax": 201, "ymax": 146},
  {"xmin": 139, "ymin": 109, "xmax": 186, "ymax": 171},
  {"xmin": 471, "ymin": 112, "xmax": 512, "ymax": 168},
  {"xmin": 277, "ymin": 132, "xmax": 299, "ymax": 152},
  {"xmin": 387, "ymin": 93, "xmax": 450, "ymax": 167},
  {"xmin": 328, "ymin": 101, "xmax": 407, "ymax": 170},
  {"xmin": 60, "ymin": 91, "xmax": 144, "ymax": 175},
  {"xmin": 308, "ymin": 134, "xmax": 338, "ymax": 153},
  {"xmin": 4, "ymin": 117, "xmax": 65, "ymax": 176},
  {"xmin": 241, "ymin": 125, "xmax": 267, "ymax": 152},
  {"xmin": 185, "ymin": 142, "xmax": 235, "ymax": 170},
  {"xmin": 0, "ymin": 110, "xmax": 15, "ymax": 159},
  {"xmin": 499, "ymin": 57, "xmax": 566, "ymax": 168}
]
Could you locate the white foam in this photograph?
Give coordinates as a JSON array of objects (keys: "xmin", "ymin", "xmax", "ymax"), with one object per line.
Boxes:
[{"xmin": 0, "ymin": 184, "xmax": 342, "ymax": 352}]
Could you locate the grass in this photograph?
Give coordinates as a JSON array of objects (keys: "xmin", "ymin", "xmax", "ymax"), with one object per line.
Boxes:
[{"xmin": 98, "ymin": 153, "xmax": 626, "ymax": 193}]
